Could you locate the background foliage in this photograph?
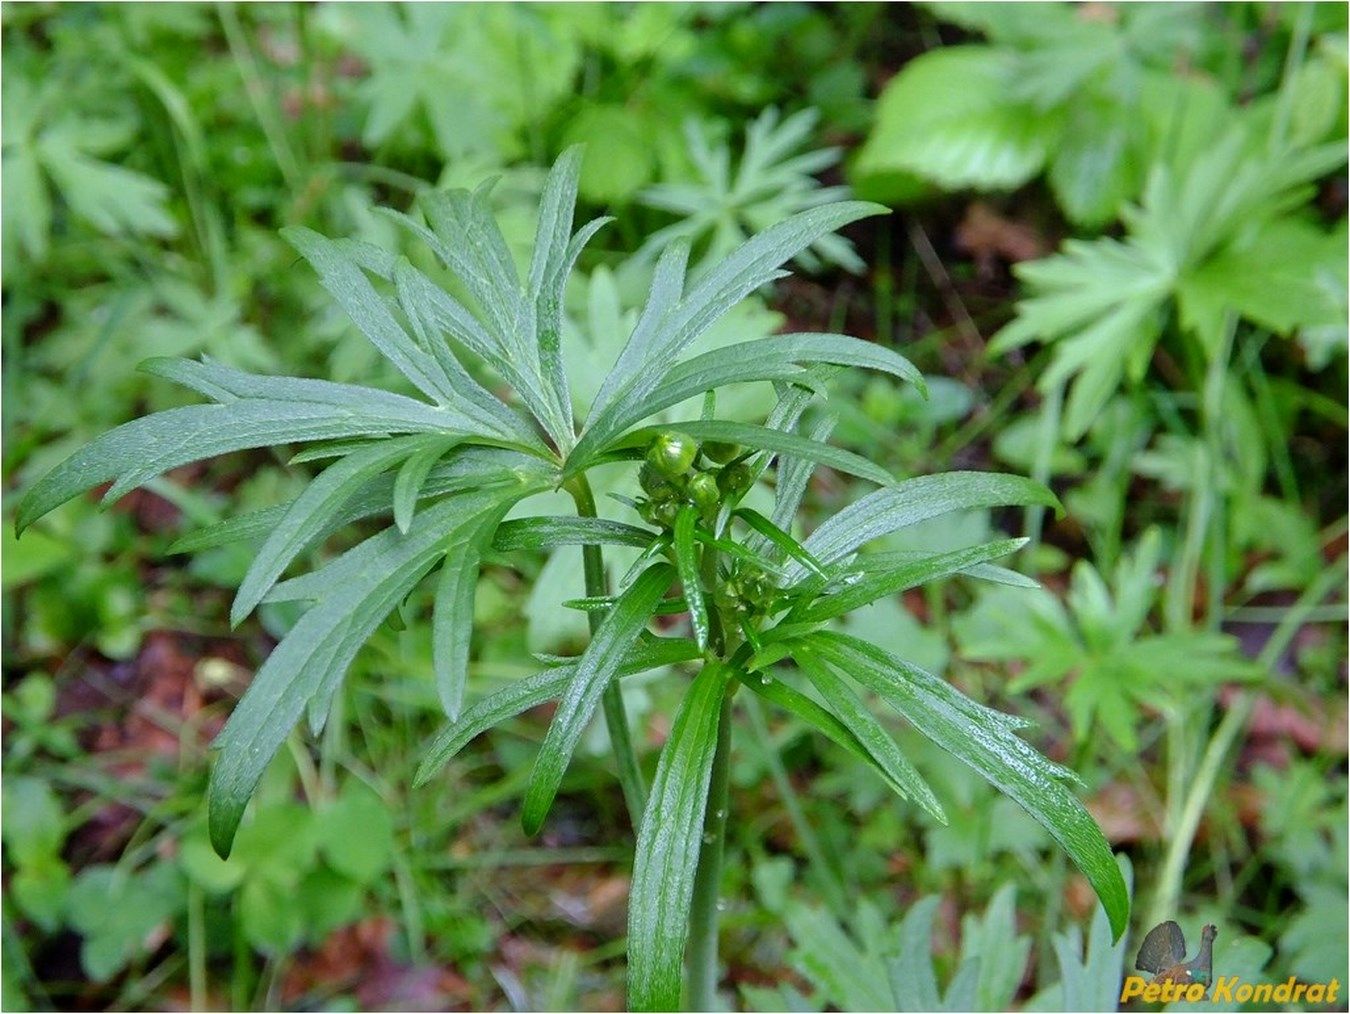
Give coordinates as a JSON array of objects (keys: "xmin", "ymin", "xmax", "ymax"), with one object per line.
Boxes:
[{"xmin": 2, "ymin": 3, "xmax": 1346, "ymax": 1011}]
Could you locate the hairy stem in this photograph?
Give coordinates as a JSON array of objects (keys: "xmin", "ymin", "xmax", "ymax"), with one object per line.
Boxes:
[
  {"xmin": 686, "ymin": 692, "xmax": 732, "ymax": 1011},
  {"xmin": 565, "ymin": 474, "xmax": 648, "ymax": 824}
]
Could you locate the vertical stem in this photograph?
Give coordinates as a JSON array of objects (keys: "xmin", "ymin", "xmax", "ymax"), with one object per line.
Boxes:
[
  {"xmin": 1149, "ymin": 559, "xmax": 1343, "ymax": 925},
  {"xmin": 1024, "ymin": 376, "xmax": 1064, "ymax": 562},
  {"xmin": 565, "ymin": 475, "xmax": 648, "ymax": 823},
  {"xmin": 686, "ymin": 693, "xmax": 732, "ymax": 1011},
  {"xmin": 188, "ymin": 884, "xmax": 207, "ymax": 1011},
  {"xmin": 685, "ymin": 535, "xmax": 733, "ymax": 1010}
]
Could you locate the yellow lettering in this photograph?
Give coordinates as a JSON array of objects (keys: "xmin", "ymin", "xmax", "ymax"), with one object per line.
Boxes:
[
  {"xmin": 1210, "ymin": 976, "xmax": 1236, "ymax": 1002},
  {"xmin": 1329, "ymin": 979, "xmax": 1340, "ymax": 1004},
  {"xmin": 1120, "ymin": 976, "xmax": 1148, "ymax": 1002},
  {"xmin": 1253, "ymin": 982, "xmax": 1274, "ymax": 1003},
  {"xmin": 1142, "ymin": 982, "xmax": 1161, "ymax": 1003},
  {"xmin": 1292, "ymin": 983, "xmax": 1308, "ymax": 1003},
  {"xmin": 1236, "ymin": 983, "xmax": 1254, "ymax": 1002},
  {"xmin": 1185, "ymin": 983, "xmax": 1205, "ymax": 1002},
  {"xmin": 1307, "ymin": 983, "xmax": 1326, "ymax": 1003}
]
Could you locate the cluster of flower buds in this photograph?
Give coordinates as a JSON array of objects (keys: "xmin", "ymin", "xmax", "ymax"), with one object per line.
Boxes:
[
  {"xmin": 714, "ymin": 559, "xmax": 779, "ymax": 620},
  {"xmin": 637, "ymin": 431, "xmax": 751, "ymax": 528}
]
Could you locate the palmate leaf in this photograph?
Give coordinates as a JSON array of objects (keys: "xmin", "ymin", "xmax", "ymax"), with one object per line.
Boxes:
[
  {"xmin": 628, "ymin": 659, "xmax": 734, "ymax": 1011},
  {"xmin": 209, "ymin": 483, "xmax": 540, "ymax": 857},
  {"xmin": 521, "ymin": 562, "xmax": 676, "ymax": 835},
  {"xmin": 800, "ymin": 631, "xmax": 1129, "ymax": 940}
]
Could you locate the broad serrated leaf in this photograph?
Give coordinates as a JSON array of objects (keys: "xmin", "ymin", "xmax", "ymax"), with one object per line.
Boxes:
[
  {"xmin": 795, "ymin": 646, "xmax": 944, "ymax": 821},
  {"xmin": 415, "ymin": 635, "xmax": 702, "ymax": 785},
  {"xmin": 628, "ymin": 660, "xmax": 733, "ymax": 1011},
  {"xmin": 804, "ymin": 631, "xmax": 1129, "ymax": 940},
  {"xmin": 673, "ymin": 506, "xmax": 710, "ymax": 651},
  {"xmin": 521, "ymin": 562, "xmax": 675, "ymax": 835}
]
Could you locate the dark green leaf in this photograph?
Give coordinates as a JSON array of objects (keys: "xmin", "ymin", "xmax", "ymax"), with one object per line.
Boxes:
[
  {"xmin": 209, "ymin": 485, "xmax": 533, "ymax": 857},
  {"xmin": 790, "ymin": 471, "xmax": 1059, "ymax": 578},
  {"xmin": 432, "ymin": 507, "xmax": 509, "ymax": 720},
  {"xmin": 231, "ymin": 436, "xmax": 441, "ymax": 627},
  {"xmin": 492, "ymin": 516, "xmax": 656, "ymax": 553},
  {"xmin": 521, "ymin": 562, "xmax": 674, "ymax": 835},
  {"xmin": 392, "ymin": 437, "xmax": 459, "ymax": 534},
  {"xmin": 796, "ymin": 538, "xmax": 1028, "ymax": 621},
  {"xmin": 804, "ymin": 631, "xmax": 1128, "ymax": 940},
  {"xmin": 734, "ymin": 507, "xmax": 827, "ymax": 578},
  {"xmin": 673, "ymin": 506, "xmax": 710, "ymax": 651},
  {"xmin": 795, "ymin": 646, "xmax": 944, "ymax": 821},
  {"xmin": 628, "ymin": 660, "xmax": 733, "ymax": 1010},
  {"xmin": 17, "ymin": 400, "xmax": 466, "ymax": 534},
  {"xmin": 415, "ymin": 635, "xmax": 702, "ymax": 785}
]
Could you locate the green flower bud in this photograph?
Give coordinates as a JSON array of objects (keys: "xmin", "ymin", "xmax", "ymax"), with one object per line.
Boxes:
[
  {"xmin": 687, "ymin": 472, "xmax": 720, "ymax": 515},
  {"xmin": 650, "ymin": 500, "xmax": 681, "ymax": 527},
  {"xmin": 701, "ymin": 440, "xmax": 741, "ymax": 465},
  {"xmin": 717, "ymin": 461, "xmax": 754, "ymax": 499},
  {"xmin": 647, "ymin": 431, "xmax": 698, "ymax": 478},
  {"xmin": 639, "ymin": 462, "xmax": 679, "ymax": 499}
]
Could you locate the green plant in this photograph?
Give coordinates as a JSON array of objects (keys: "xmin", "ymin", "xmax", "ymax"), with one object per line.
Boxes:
[
  {"xmin": 638, "ymin": 107, "xmax": 864, "ymax": 274},
  {"xmin": 852, "ymin": 3, "xmax": 1347, "ymax": 230},
  {"xmin": 17, "ymin": 148, "xmax": 1128, "ymax": 1009},
  {"xmin": 953, "ymin": 528, "xmax": 1260, "ymax": 753}
]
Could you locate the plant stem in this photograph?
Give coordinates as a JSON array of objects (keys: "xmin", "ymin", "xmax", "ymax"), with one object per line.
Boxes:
[
  {"xmin": 1148, "ymin": 558, "xmax": 1344, "ymax": 925},
  {"xmin": 744, "ymin": 692, "xmax": 849, "ymax": 916},
  {"xmin": 686, "ymin": 692, "xmax": 732, "ymax": 1011},
  {"xmin": 565, "ymin": 475, "xmax": 648, "ymax": 823}
]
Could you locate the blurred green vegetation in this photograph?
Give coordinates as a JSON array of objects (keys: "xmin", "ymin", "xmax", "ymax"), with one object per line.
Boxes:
[{"xmin": 2, "ymin": 2, "xmax": 1346, "ymax": 1011}]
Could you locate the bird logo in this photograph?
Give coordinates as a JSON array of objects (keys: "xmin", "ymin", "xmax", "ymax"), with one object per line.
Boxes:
[{"xmin": 1135, "ymin": 921, "xmax": 1217, "ymax": 988}]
